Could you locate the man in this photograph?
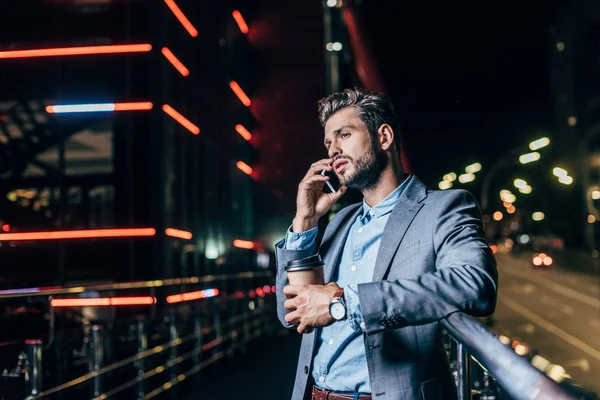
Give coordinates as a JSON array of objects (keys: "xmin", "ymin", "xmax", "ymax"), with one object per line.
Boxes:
[{"xmin": 275, "ymin": 88, "xmax": 497, "ymax": 400}]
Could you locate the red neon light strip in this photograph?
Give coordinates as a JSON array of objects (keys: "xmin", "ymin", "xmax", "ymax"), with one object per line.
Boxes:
[
  {"xmin": 163, "ymin": 104, "xmax": 200, "ymax": 135},
  {"xmin": 51, "ymin": 296, "xmax": 156, "ymax": 307},
  {"xmin": 232, "ymin": 10, "xmax": 249, "ymax": 34},
  {"xmin": 166, "ymin": 288, "xmax": 219, "ymax": 304},
  {"xmin": 229, "ymin": 81, "xmax": 251, "ymax": 106},
  {"xmin": 0, "ymin": 228, "xmax": 156, "ymax": 241},
  {"xmin": 114, "ymin": 102, "xmax": 154, "ymax": 111},
  {"xmin": 161, "ymin": 48, "xmax": 189, "ymax": 76},
  {"xmin": 236, "ymin": 161, "xmax": 253, "ymax": 175},
  {"xmin": 163, "ymin": 0, "xmax": 198, "ymax": 37},
  {"xmin": 233, "ymin": 239, "xmax": 255, "ymax": 249},
  {"xmin": 235, "ymin": 124, "xmax": 252, "ymax": 141},
  {"xmin": 165, "ymin": 228, "xmax": 192, "ymax": 240},
  {"xmin": 0, "ymin": 44, "xmax": 152, "ymax": 59}
]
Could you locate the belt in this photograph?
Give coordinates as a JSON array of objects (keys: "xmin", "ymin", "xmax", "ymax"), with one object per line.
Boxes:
[{"xmin": 312, "ymin": 386, "xmax": 372, "ymax": 400}]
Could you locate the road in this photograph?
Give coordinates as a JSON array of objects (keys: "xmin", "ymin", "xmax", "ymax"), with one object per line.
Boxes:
[{"xmin": 492, "ymin": 251, "xmax": 600, "ymax": 395}]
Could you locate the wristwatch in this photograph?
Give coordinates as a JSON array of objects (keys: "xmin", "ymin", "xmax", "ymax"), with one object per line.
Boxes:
[{"xmin": 329, "ymin": 287, "xmax": 346, "ymax": 321}]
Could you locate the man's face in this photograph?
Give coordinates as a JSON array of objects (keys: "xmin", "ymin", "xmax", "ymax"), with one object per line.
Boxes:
[{"xmin": 323, "ymin": 107, "xmax": 388, "ymax": 191}]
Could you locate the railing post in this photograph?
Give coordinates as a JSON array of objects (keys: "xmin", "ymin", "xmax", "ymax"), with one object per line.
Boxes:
[
  {"xmin": 90, "ymin": 324, "xmax": 104, "ymax": 398},
  {"xmin": 136, "ymin": 317, "xmax": 147, "ymax": 400},
  {"xmin": 456, "ymin": 342, "xmax": 471, "ymax": 400},
  {"xmin": 25, "ymin": 339, "xmax": 42, "ymax": 397}
]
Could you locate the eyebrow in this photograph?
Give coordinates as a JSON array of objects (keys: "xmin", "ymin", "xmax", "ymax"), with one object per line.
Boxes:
[{"xmin": 324, "ymin": 124, "xmax": 356, "ymax": 146}]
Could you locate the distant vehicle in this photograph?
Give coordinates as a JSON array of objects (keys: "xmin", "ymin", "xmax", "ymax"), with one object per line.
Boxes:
[{"xmin": 532, "ymin": 252, "xmax": 553, "ymax": 268}]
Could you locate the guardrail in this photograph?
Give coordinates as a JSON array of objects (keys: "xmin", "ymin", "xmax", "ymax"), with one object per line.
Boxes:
[
  {"xmin": 442, "ymin": 312, "xmax": 596, "ymax": 400},
  {"xmin": 0, "ymin": 271, "xmax": 276, "ymax": 399}
]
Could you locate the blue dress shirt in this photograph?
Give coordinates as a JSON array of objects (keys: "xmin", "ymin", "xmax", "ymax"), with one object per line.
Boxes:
[{"xmin": 283, "ymin": 179, "xmax": 409, "ymax": 393}]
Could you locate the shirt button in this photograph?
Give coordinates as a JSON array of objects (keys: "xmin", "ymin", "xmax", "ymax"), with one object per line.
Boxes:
[
  {"xmin": 358, "ymin": 228, "xmax": 363, "ymax": 234},
  {"xmin": 351, "ymin": 265, "xmax": 357, "ymax": 271},
  {"xmin": 328, "ymin": 339, "xmax": 334, "ymax": 345},
  {"xmin": 319, "ymin": 376, "xmax": 325, "ymax": 383},
  {"xmin": 360, "ymin": 322, "xmax": 366, "ymax": 330}
]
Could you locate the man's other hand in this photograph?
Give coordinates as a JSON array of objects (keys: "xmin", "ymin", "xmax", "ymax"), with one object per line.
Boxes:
[{"xmin": 283, "ymin": 282, "xmax": 340, "ymax": 334}]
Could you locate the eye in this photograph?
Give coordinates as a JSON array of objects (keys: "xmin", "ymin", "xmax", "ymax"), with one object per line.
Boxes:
[{"xmin": 341, "ymin": 132, "xmax": 350, "ymax": 138}]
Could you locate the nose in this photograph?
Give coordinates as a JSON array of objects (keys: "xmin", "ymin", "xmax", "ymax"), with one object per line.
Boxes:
[{"xmin": 328, "ymin": 142, "xmax": 341, "ymax": 159}]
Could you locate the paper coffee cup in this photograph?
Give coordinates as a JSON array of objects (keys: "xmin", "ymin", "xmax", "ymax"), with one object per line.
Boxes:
[{"xmin": 285, "ymin": 254, "xmax": 325, "ymax": 286}]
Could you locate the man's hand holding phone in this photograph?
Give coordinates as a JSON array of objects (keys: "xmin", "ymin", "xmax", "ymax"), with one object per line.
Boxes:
[{"xmin": 292, "ymin": 158, "xmax": 347, "ymax": 233}]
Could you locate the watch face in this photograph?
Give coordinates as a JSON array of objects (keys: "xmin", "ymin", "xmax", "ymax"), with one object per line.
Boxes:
[{"xmin": 330, "ymin": 302, "xmax": 346, "ymax": 320}]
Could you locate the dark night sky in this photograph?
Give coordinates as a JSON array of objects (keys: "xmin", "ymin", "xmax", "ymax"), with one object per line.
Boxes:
[{"xmin": 358, "ymin": 0, "xmax": 567, "ymax": 186}]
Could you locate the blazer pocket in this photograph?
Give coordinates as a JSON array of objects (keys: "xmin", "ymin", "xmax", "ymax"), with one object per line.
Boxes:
[{"xmin": 420, "ymin": 377, "xmax": 443, "ymax": 400}]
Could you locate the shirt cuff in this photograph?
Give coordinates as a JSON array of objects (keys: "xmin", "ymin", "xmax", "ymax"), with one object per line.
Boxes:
[
  {"xmin": 283, "ymin": 225, "xmax": 318, "ymax": 250},
  {"xmin": 345, "ymin": 284, "xmax": 365, "ymax": 332}
]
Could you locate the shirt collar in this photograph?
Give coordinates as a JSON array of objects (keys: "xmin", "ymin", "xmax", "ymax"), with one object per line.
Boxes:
[{"xmin": 360, "ymin": 176, "xmax": 411, "ymax": 220}]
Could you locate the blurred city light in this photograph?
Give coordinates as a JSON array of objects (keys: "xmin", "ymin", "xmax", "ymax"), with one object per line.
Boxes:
[
  {"xmin": 553, "ymin": 167, "xmax": 568, "ymax": 177},
  {"xmin": 47, "ymin": 102, "xmax": 153, "ymax": 113},
  {"xmin": 558, "ymin": 176, "xmax": 573, "ymax": 185},
  {"xmin": 503, "ymin": 201, "xmax": 513, "ymax": 208},
  {"xmin": 236, "ymin": 161, "xmax": 253, "ymax": 175},
  {"xmin": 458, "ymin": 173, "xmax": 475, "ymax": 183},
  {"xmin": 235, "ymin": 124, "xmax": 252, "ymax": 141},
  {"xmin": 326, "ymin": 0, "xmax": 338, "ymax": 6},
  {"xmin": 501, "ymin": 193, "xmax": 516, "ymax": 203},
  {"xmin": 443, "ymin": 172, "xmax": 457, "ymax": 182},
  {"xmin": 529, "ymin": 137, "xmax": 550, "ymax": 151},
  {"xmin": 532, "ymin": 212, "xmax": 545, "ymax": 221},
  {"xmin": 513, "ymin": 179, "xmax": 527, "ymax": 189},
  {"xmin": 232, "ymin": 10, "xmax": 249, "ymax": 34},
  {"xmin": 507, "ymin": 205, "xmax": 516, "ymax": 214},
  {"xmin": 567, "ymin": 116, "xmax": 577, "ymax": 127},
  {"xmin": 162, "ymin": 47, "xmax": 190, "ymax": 76},
  {"xmin": 517, "ymin": 234, "xmax": 530, "ymax": 244},
  {"xmin": 229, "ymin": 81, "xmax": 252, "ymax": 106},
  {"xmin": 519, "ymin": 185, "xmax": 532, "ymax": 194},
  {"xmin": 233, "ymin": 239, "xmax": 255, "ymax": 249},
  {"xmin": 588, "ymin": 215, "xmax": 596, "ymax": 224},
  {"xmin": 163, "ymin": 104, "xmax": 200, "ymax": 134},
  {"xmin": 519, "ymin": 152, "xmax": 541, "ymax": 164},
  {"xmin": 465, "ymin": 162, "xmax": 482, "ymax": 174},
  {"xmin": 327, "ymin": 42, "xmax": 343, "ymax": 52},
  {"xmin": 0, "ymin": 43, "xmax": 152, "ymax": 59},
  {"xmin": 165, "ymin": 228, "xmax": 192, "ymax": 240},
  {"xmin": 438, "ymin": 181, "xmax": 452, "ymax": 190},
  {"xmin": 493, "ymin": 211, "xmax": 503, "ymax": 221},
  {"xmin": 556, "ymin": 41, "xmax": 565, "ymax": 52},
  {"xmin": 164, "ymin": 0, "xmax": 198, "ymax": 37},
  {"xmin": 592, "ymin": 190, "xmax": 600, "ymax": 200}
]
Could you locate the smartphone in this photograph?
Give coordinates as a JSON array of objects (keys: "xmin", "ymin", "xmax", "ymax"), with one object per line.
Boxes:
[{"xmin": 321, "ymin": 169, "xmax": 341, "ymax": 193}]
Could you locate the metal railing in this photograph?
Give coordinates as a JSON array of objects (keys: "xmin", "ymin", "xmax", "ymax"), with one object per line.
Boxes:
[
  {"xmin": 442, "ymin": 312, "xmax": 596, "ymax": 400},
  {"xmin": 0, "ymin": 270, "xmax": 276, "ymax": 399}
]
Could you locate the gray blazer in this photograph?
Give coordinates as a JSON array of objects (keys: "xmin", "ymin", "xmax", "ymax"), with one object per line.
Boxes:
[{"xmin": 275, "ymin": 175, "xmax": 498, "ymax": 400}]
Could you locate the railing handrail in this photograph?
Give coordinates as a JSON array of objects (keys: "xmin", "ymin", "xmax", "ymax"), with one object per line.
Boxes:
[
  {"xmin": 0, "ymin": 271, "xmax": 272, "ymax": 299},
  {"xmin": 440, "ymin": 312, "xmax": 587, "ymax": 400}
]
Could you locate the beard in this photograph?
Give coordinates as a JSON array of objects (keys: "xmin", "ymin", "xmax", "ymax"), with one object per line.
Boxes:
[{"xmin": 338, "ymin": 141, "xmax": 388, "ymax": 191}]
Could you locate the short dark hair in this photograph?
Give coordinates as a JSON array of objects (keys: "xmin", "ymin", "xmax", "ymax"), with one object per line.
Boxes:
[{"xmin": 317, "ymin": 87, "xmax": 401, "ymax": 153}]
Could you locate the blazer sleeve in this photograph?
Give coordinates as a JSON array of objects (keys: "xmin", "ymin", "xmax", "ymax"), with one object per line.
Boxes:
[
  {"xmin": 357, "ymin": 190, "xmax": 498, "ymax": 335},
  {"xmin": 274, "ymin": 238, "xmax": 318, "ymax": 328}
]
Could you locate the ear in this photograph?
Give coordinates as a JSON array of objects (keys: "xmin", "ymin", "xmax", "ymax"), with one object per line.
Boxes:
[{"xmin": 378, "ymin": 124, "xmax": 395, "ymax": 151}]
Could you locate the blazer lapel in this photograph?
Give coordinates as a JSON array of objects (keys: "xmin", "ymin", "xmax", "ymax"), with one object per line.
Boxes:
[
  {"xmin": 372, "ymin": 175, "xmax": 428, "ymax": 281},
  {"xmin": 323, "ymin": 204, "xmax": 362, "ymax": 283}
]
